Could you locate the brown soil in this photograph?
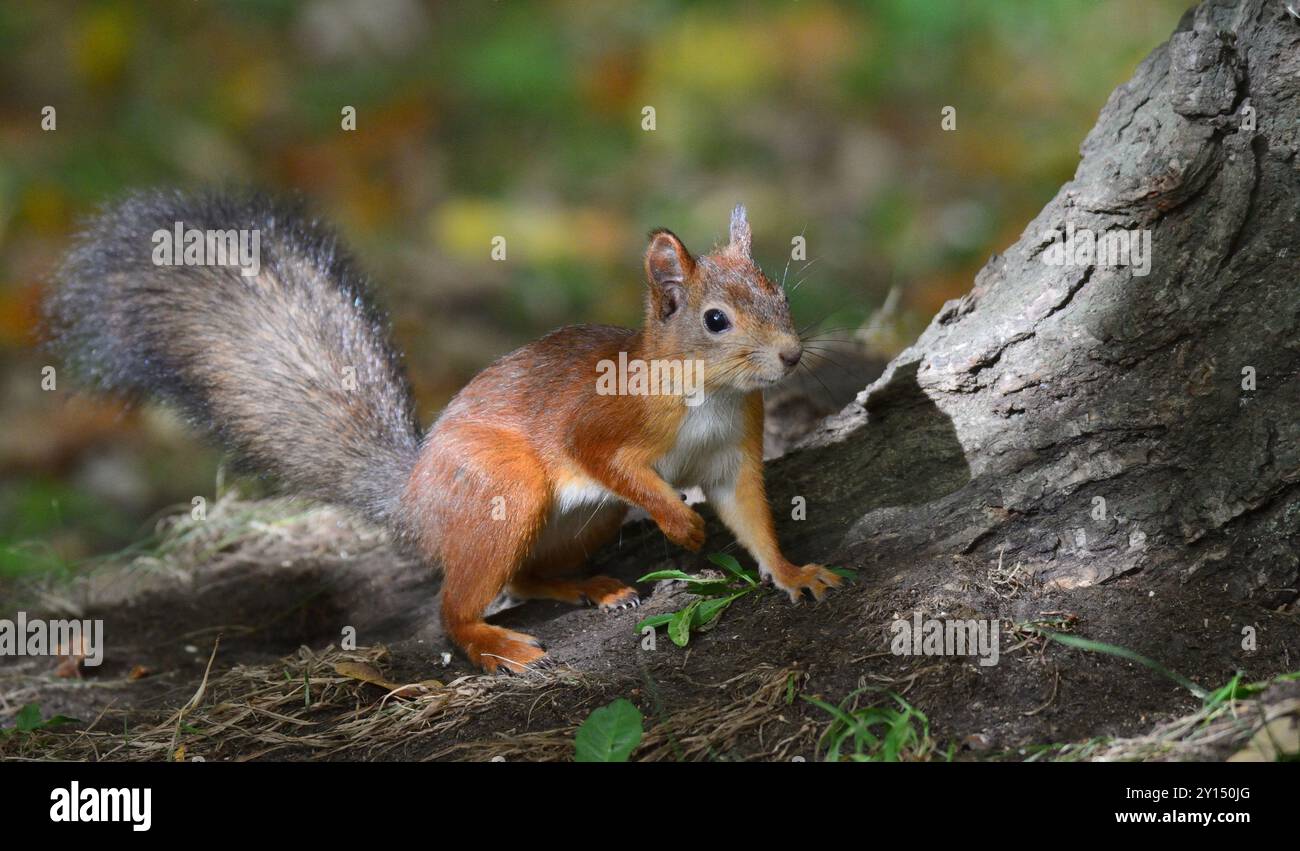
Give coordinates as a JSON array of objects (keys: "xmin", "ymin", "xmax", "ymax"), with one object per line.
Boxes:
[{"xmin": 1, "ymin": 493, "xmax": 1295, "ymax": 762}]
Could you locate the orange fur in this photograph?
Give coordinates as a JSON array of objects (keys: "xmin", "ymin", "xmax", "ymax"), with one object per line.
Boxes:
[
  {"xmin": 704, "ymin": 395, "xmax": 842, "ymax": 602},
  {"xmin": 400, "ymin": 207, "xmax": 836, "ymax": 672},
  {"xmin": 51, "ymin": 193, "xmax": 833, "ymax": 676}
]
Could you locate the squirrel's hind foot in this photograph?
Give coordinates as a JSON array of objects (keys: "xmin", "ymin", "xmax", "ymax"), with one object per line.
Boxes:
[
  {"xmin": 508, "ymin": 574, "xmax": 640, "ymax": 611},
  {"xmin": 578, "ymin": 576, "xmax": 641, "ymax": 611},
  {"xmin": 449, "ymin": 622, "xmax": 551, "ymax": 675}
]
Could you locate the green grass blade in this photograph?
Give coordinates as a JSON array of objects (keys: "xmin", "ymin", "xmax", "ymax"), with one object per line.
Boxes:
[{"xmin": 1033, "ymin": 629, "xmax": 1207, "ymax": 699}]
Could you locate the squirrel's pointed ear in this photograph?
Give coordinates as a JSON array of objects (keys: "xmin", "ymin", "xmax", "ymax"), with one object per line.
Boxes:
[
  {"xmin": 728, "ymin": 204, "xmax": 751, "ymax": 257},
  {"xmin": 645, "ymin": 229, "xmax": 694, "ymax": 320}
]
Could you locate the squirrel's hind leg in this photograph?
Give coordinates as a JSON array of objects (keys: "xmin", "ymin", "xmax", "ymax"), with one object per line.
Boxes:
[
  {"xmin": 508, "ymin": 502, "xmax": 638, "ymax": 610},
  {"xmin": 414, "ymin": 426, "xmax": 552, "ymax": 674}
]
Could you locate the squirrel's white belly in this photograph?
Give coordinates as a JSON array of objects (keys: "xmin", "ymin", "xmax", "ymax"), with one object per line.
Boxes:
[
  {"xmin": 536, "ymin": 479, "xmax": 620, "ymax": 554},
  {"xmin": 541, "ymin": 393, "xmax": 744, "ymax": 553},
  {"xmin": 654, "ymin": 392, "xmax": 744, "ymax": 490},
  {"xmin": 554, "ymin": 479, "xmax": 614, "ymax": 513}
]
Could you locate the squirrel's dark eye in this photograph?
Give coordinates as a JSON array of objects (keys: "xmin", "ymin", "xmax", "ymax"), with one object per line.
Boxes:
[{"xmin": 703, "ymin": 309, "xmax": 731, "ymax": 333}]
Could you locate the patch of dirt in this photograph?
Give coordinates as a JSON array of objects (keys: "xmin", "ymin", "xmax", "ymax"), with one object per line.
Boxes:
[{"xmin": 2, "ymin": 492, "xmax": 1296, "ymax": 762}]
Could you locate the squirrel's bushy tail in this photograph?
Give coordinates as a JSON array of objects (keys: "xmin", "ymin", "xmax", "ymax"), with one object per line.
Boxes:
[{"xmin": 46, "ymin": 189, "xmax": 421, "ymax": 527}]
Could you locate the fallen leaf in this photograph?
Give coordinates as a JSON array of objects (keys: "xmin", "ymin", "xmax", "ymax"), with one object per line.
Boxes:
[
  {"xmin": 334, "ymin": 661, "xmax": 397, "ymax": 688},
  {"xmin": 333, "ymin": 661, "xmax": 442, "ymax": 698}
]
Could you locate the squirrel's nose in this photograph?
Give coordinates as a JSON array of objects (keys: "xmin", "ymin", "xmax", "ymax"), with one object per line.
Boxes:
[{"xmin": 779, "ymin": 345, "xmax": 803, "ymax": 368}]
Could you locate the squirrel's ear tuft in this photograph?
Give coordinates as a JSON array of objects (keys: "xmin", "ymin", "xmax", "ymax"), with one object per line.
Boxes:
[
  {"xmin": 645, "ymin": 229, "xmax": 694, "ymax": 320},
  {"xmin": 728, "ymin": 204, "xmax": 751, "ymax": 256}
]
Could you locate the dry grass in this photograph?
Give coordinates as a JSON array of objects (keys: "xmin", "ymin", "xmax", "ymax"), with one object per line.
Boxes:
[
  {"xmin": 5, "ymin": 493, "xmax": 1295, "ymax": 763},
  {"xmin": 1, "ymin": 638, "xmax": 814, "ymax": 762},
  {"xmin": 2, "ymin": 644, "xmax": 593, "ymax": 762},
  {"xmin": 1, "ymin": 493, "xmax": 819, "ymax": 762},
  {"xmin": 9, "ymin": 641, "xmax": 1294, "ymax": 761}
]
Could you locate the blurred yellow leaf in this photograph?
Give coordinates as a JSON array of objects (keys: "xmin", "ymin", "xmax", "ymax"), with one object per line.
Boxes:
[
  {"xmin": 648, "ymin": 16, "xmax": 779, "ymax": 97},
  {"xmin": 72, "ymin": 5, "xmax": 133, "ymax": 87},
  {"xmin": 432, "ymin": 201, "xmax": 627, "ymax": 266}
]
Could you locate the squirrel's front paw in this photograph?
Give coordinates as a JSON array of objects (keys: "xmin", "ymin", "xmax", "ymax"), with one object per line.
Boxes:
[
  {"xmin": 767, "ymin": 562, "xmax": 842, "ymax": 603},
  {"xmin": 658, "ymin": 507, "xmax": 706, "ymax": 551}
]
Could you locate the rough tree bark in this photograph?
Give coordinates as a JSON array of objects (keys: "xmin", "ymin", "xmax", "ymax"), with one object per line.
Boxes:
[{"xmin": 626, "ymin": 0, "xmax": 1300, "ymax": 607}]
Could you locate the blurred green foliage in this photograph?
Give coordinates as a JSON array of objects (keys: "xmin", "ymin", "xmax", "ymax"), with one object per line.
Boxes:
[{"xmin": 0, "ymin": 0, "xmax": 1190, "ymax": 566}]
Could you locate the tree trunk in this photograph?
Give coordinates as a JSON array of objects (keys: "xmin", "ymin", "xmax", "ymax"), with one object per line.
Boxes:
[{"xmin": 699, "ymin": 0, "xmax": 1298, "ymax": 610}]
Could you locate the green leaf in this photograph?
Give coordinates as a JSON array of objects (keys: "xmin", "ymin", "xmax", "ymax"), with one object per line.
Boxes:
[
  {"xmin": 4, "ymin": 703, "xmax": 78, "ymax": 735},
  {"xmin": 707, "ymin": 553, "xmax": 758, "ymax": 586},
  {"xmin": 14, "ymin": 704, "xmax": 41, "ymax": 733},
  {"xmin": 637, "ymin": 569, "xmax": 696, "ymax": 583},
  {"xmin": 827, "ymin": 566, "xmax": 858, "ymax": 580},
  {"xmin": 679, "ymin": 580, "xmax": 733, "ymax": 598},
  {"xmin": 691, "ymin": 591, "xmax": 749, "ymax": 632},
  {"xmin": 668, "ymin": 600, "xmax": 700, "ymax": 646},
  {"xmin": 635, "ymin": 613, "xmax": 675, "ymax": 632},
  {"xmin": 691, "ymin": 596, "xmax": 731, "ymax": 627},
  {"xmin": 574, "ymin": 698, "xmax": 643, "ymax": 763}
]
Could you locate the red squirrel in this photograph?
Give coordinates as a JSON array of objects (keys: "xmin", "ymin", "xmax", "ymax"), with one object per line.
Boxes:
[{"xmin": 47, "ymin": 191, "xmax": 841, "ymax": 673}]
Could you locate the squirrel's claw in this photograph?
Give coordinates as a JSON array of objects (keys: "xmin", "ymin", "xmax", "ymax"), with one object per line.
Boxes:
[
  {"xmin": 769, "ymin": 562, "xmax": 842, "ymax": 604},
  {"xmin": 577, "ymin": 576, "xmax": 641, "ymax": 612}
]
